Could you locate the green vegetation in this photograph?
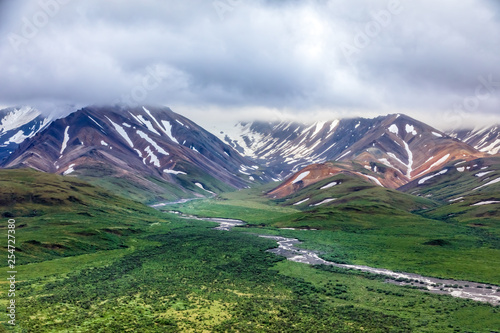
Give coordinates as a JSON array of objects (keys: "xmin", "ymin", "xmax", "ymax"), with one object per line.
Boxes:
[
  {"xmin": 1, "ymin": 169, "xmax": 499, "ymax": 331},
  {"xmin": 0, "ymin": 168, "xmax": 166, "ymax": 264},
  {"xmin": 401, "ymin": 156, "xmax": 500, "ymax": 231},
  {"xmin": 4, "ymin": 223, "xmax": 500, "ymax": 332},
  {"xmin": 167, "ymin": 183, "xmax": 298, "ymax": 224},
  {"xmin": 168, "ymin": 179, "xmax": 500, "ymax": 285}
]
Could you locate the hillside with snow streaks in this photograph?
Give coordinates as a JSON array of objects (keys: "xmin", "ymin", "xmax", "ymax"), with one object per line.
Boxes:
[
  {"xmin": 217, "ymin": 117, "xmax": 388, "ymax": 178},
  {"xmin": 449, "ymin": 125, "xmax": 500, "ymax": 155},
  {"xmin": 2, "ymin": 105, "xmax": 269, "ymax": 202},
  {"xmin": 216, "ymin": 114, "xmax": 482, "ymax": 188}
]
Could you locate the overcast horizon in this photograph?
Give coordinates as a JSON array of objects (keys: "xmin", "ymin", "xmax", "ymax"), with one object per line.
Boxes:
[{"xmin": 1, "ymin": 0, "xmax": 499, "ymax": 130}]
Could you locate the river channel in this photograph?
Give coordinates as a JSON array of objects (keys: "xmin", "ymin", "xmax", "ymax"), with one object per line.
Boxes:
[{"xmin": 179, "ymin": 214, "xmax": 500, "ymax": 305}]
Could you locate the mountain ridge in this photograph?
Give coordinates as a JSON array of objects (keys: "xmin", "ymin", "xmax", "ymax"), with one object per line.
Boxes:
[{"xmin": 1, "ymin": 105, "xmax": 268, "ymax": 203}]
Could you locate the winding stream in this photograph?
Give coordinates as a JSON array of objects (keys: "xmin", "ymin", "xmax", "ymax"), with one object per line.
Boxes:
[
  {"xmin": 259, "ymin": 235, "xmax": 500, "ymax": 305},
  {"xmin": 171, "ymin": 213, "xmax": 500, "ymax": 305}
]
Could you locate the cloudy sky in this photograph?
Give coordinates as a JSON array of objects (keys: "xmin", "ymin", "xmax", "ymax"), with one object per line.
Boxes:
[{"xmin": 0, "ymin": 0, "xmax": 499, "ymax": 129}]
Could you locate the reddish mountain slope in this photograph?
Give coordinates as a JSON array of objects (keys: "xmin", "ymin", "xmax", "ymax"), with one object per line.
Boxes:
[{"xmin": 2, "ymin": 105, "xmax": 266, "ymax": 202}]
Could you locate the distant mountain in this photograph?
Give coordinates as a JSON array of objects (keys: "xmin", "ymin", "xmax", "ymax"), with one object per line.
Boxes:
[
  {"xmin": 217, "ymin": 118, "xmax": 369, "ymax": 178},
  {"xmin": 2, "ymin": 105, "xmax": 267, "ymax": 203},
  {"xmin": 219, "ymin": 114, "xmax": 484, "ymax": 187},
  {"xmin": 448, "ymin": 125, "xmax": 500, "ymax": 155},
  {"xmin": 0, "ymin": 106, "xmax": 51, "ymax": 163}
]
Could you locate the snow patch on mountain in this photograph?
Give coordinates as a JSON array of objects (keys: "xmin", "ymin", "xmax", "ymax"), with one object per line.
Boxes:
[
  {"xmin": 106, "ymin": 117, "xmax": 134, "ymax": 148},
  {"xmin": 88, "ymin": 116, "xmax": 104, "ymax": 129},
  {"xmin": 0, "ymin": 106, "xmax": 41, "ymax": 133},
  {"xmin": 195, "ymin": 182, "xmax": 215, "ymax": 194},
  {"xmin": 475, "ymin": 171, "xmax": 493, "ymax": 178},
  {"xmin": 388, "ymin": 124, "xmax": 399, "ymax": 135},
  {"xmin": 143, "ymin": 107, "xmax": 167, "ymax": 135},
  {"xmin": 137, "ymin": 130, "xmax": 169, "ymax": 155},
  {"xmin": 311, "ymin": 198, "xmax": 336, "ymax": 206},
  {"xmin": 356, "ymin": 172, "xmax": 383, "ymax": 186},
  {"xmin": 473, "ymin": 177, "xmax": 500, "ymax": 191},
  {"xmin": 293, "ymin": 171, "xmax": 310, "ymax": 184},
  {"xmin": 415, "ymin": 154, "xmax": 450, "ymax": 178},
  {"xmin": 311, "ymin": 121, "xmax": 326, "ymax": 138},
  {"xmin": 60, "ymin": 126, "xmax": 70, "ymax": 155},
  {"xmin": 336, "ymin": 150, "xmax": 351, "ymax": 161},
  {"xmin": 161, "ymin": 120, "xmax": 179, "ymax": 144},
  {"xmin": 329, "ymin": 120, "xmax": 339, "ymax": 132},
  {"xmin": 133, "ymin": 149, "xmax": 143, "ymax": 159},
  {"xmin": 293, "ymin": 198, "xmax": 310, "ymax": 205},
  {"xmin": 479, "ymin": 138, "xmax": 500, "ymax": 155},
  {"xmin": 418, "ymin": 169, "xmax": 448, "ymax": 185},
  {"xmin": 378, "ymin": 158, "xmax": 394, "ymax": 168},
  {"xmin": 402, "ymin": 141, "xmax": 413, "ymax": 178},
  {"xmin": 321, "ymin": 181, "xmax": 338, "ymax": 189},
  {"xmin": 471, "ymin": 201, "xmax": 500, "ymax": 206},
  {"xmin": 63, "ymin": 164, "xmax": 76, "ymax": 175},
  {"xmin": 144, "ymin": 146, "xmax": 161, "ymax": 167},
  {"xmin": 405, "ymin": 124, "xmax": 417, "ymax": 135},
  {"xmin": 137, "ymin": 114, "xmax": 160, "ymax": 136},
  {"xmin": 164, "ymin": 169, "xmax": 187, "ymax": 175},
  {"xmin": 4, "ymin": 130, "xmax": 29, "ymax": 144}
]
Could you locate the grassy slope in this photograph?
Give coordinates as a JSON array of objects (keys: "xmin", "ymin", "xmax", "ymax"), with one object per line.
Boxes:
[
  {"xmin": 279, "ymin": 173, "xmax": 436, "ymax": 209},
  {"xmin": 0, "ymin": 168, "xmax": 167, "ymax": 264},
  {"xmin": 73, "ymin": 158, "xmax": 246, "ymax": 204},
  {"xmin": 399, "ymin": 156, "xmax": 500, "ymax": 237}
]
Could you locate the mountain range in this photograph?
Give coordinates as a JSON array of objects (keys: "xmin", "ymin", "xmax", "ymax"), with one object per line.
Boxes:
[
  {"xmin": 1, "ymin": 105, "xmax": 268, "ymax": 203},
  {"xmin": 0, "ymin": 104, "xmax": 498, "ymax": 205}
]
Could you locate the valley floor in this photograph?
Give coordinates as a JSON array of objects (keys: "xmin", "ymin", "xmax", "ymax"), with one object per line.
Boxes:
[{"xmin": 1, "ymin": 184, "xmax": 499, "ymax": 332}]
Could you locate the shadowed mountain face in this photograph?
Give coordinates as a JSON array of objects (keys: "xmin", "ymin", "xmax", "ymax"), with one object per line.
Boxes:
[
  {"xmin": 1, "ymin": 105, "xmax": 268, "ymax": 203},
  {"xmin": 0, "ymin": 106, "xmax": 51, "ymax": 163}
]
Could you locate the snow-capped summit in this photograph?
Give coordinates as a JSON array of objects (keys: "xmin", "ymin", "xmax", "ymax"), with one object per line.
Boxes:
[{"xmin": 0, "ymin": 106, "xmax": 52, "ymax": 162}]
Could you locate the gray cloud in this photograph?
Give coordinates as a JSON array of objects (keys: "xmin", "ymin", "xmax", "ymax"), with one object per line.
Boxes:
[{"xmin": 0, "ymin": 0, "xmax": 499, "ymax": 129}]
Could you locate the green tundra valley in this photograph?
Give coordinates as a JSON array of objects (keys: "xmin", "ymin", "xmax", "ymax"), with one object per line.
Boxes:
[{"xmin": 1, "ymin": 167, "xmax": 499, "ymax": 332}]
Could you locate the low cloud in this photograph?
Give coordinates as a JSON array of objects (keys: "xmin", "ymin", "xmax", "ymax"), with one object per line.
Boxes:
[{"xmin": 0, "ymin": 0, "xmax": 499, "ymax": 129}]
